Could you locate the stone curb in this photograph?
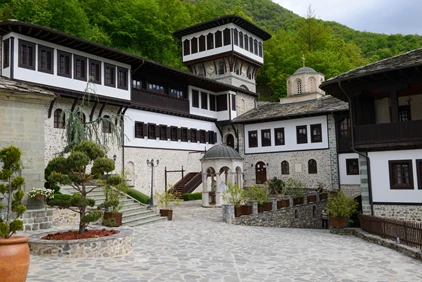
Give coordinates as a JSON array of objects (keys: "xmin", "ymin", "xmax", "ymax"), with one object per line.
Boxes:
[{"xmin": 330, "ymin": 227, "xmax": 422, "ymax": 261}]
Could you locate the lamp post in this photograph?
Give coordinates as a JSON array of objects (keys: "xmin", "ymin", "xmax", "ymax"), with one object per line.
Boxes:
[{"xmin": 147, "ymin": 159, "xmax": 159, "ymax": 206}]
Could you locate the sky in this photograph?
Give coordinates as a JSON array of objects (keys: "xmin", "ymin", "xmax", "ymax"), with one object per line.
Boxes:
[{"xmin": 272, "ymin": 0, "xmax": 422, "ymax": 35}]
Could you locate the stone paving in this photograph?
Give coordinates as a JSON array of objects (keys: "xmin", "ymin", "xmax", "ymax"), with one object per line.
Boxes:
[{"xmin": 23, "ymin": 200, "xmax": 422, "ymax": 282}]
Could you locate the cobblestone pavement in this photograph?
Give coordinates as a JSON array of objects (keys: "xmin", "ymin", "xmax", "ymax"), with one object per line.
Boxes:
[{"xmin": 24, "ymin": 200, "xmax": 422, "ymax": 282}]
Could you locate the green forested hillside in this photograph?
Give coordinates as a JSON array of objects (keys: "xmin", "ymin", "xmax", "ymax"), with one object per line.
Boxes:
[{"xmin": 1, "ymin": 0, "xmax": 421, "ymax": 99}]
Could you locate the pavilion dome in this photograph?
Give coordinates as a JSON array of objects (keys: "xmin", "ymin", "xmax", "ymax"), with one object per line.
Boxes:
[
  {"xmin": 293, "ymin": 67, "xmax": 317, "ymax": 75},
  {"xmin": 201, "ymin": 144, "xmax": 243, "ymax": 160}
]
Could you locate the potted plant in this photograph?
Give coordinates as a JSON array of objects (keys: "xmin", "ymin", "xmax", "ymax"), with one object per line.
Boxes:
[
  {"xmin": 155, "ymin": 190, "xmax": 180, "ymax": 220},
  {"xmin": 246, "ymin": 185, "xmax": 269, "ymax": 213},
  {"xmin": 0, "ymin": 146, "xmax": 30, "ymax": 281},
  {"xmin": 97, "ymin": 175, "xmax": 127, "ymax": 227},
  {"xmin": 222, "ymin": 183, "xmax": 246, "ymax": 217},
  {"xmin": 284, "ymin": 178, "xmax": 306, "ymax": 206},
  {"xmin": 28, "ymin": 187, "xmax": 55, "ymax": 209},
  {"xmin": 277, "ymin": 198, "xmax": 290, "ymax": 209},
  {"xmin": 327, "ymin": 190, "xmax": 358, "ymax": 228}
]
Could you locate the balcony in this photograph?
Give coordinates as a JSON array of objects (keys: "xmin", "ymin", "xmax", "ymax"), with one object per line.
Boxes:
[
  {"xmin": 131, "ymin": 90, "xmax": 189, "ymax": 115},
  {"xmin": 354, "ymin": 120, "xmax": 422, "ymax": 150}
]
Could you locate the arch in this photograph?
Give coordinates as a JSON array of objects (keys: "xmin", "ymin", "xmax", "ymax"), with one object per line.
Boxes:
[
  {"xmin": 239, "ymin": 85, "xmax": 249, "ymax": 91},
  {"xmin": 281, "ymin": 161, "xmax": 289, "ymax": 175},
  {"xmin": 53, "ymin": 108, "xmax": 65, "ymax": 129},
  {"xmin": 226, "ymin": 134, "xmax": 235, "ymax": 148},
  {"xmin": 219, "ymin": 166, "xmax": 231, "ymax": 185},
  {"xmin": 102, "ymin": 115, "xmax": 111, "ymax": 133},
  {"xmin": 308, "ymin": 77, "xmax": 316, "ymax": 92},
  {"xmin": 308, "ymin": 159, "xmax": 317, "ymax": 174},
  {"xmin": 255, "ymin": 161, "xmax": 267, "ymax": 184},
  {"xmin": 126, "ymin": 161, "xmax": 135, "ymax": 187},
  {"xmin": 296, "ymin": 79, "xmax": 302, "ymax": 94},
  {"xmin": 235, "ymin": 166, "xmax": 242, "ymax": 186}
]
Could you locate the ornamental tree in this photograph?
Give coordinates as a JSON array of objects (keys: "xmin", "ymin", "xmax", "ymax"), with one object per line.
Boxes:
[
  {"xmin": 47, "ymin": 140, "xmax": 121, "ymax": 234},
  {"xmin": 0, "ymin": 146, "xmax": 26, "ymax": 239}
]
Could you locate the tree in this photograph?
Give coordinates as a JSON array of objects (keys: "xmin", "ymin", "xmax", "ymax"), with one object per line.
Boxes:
[{"xmin": 47, "ymin": 141, "xmax": 124, "ymax": 234}]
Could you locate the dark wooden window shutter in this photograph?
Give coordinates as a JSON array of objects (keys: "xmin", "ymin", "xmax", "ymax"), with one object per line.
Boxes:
[{"xmin": 143, "ymin": 124, "xmax": 148, "ymax": 137}]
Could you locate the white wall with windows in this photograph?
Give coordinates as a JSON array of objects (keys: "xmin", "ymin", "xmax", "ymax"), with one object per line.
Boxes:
[
  {"xmin": 3, "ymin": 33, "xmax": 131, "ymax": 100},
  {"xmin": 125, "ymin": 109, "xmax": 220, "ymax": 151},
  {"xmin": 338, "ymin": 153, "xmax": 360, "ymax": 185},
  {"xmin": 188, "ymin": 87, "xmax": 236, "ymax": 121},
  {"xmin": 244, "ymin": 115, "xmax": 329, "ymax": 154},
  {"xmin": 369, "ymin": 149, "xmax": 422, "ymax": 203}
]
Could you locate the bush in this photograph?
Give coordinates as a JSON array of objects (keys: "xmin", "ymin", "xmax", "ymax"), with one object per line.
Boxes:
[
  {"xmin": 246, "ymin": 185, "xmax": 269, "ymax": 204},
  {"xmin": 327, "ymin": 190, "xmax": 358, "ymax": 218},
  {"xmin": 222, "ymin": 183, "xmax": 246, "ymax": 207},
  {"xmin": 183, "ymin": 192, "xmax": 202, "ymax": 201},
  {"xmin": 126, "ymin": 188, "xmax": 150, "ymax": 204},
  {"xmin": 268, "ymin": 177, "xmax": 285, "ymax": 195},
  {"xmin": 284, "ymin": 178, "xmax": 307, "ymax": 199}
]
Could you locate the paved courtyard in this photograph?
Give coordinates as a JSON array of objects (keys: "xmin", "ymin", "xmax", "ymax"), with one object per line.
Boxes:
[{"xmin": 25, "ymin": 201, "xmax": 422, "ymax": 282}]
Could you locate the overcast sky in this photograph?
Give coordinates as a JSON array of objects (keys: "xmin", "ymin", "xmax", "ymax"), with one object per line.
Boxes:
[{"xmin": 272, "ymin": 0, "xmax": 422, "ymax": 35}]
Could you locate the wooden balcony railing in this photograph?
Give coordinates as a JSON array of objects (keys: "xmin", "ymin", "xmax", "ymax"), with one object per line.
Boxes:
[
  {"xmin": 354, "ymin": 120, "xmax": 422, "ymax": 148},
  {"xmin": 131, "ymin": 90, "xmax": 189, "ymax": 114}
]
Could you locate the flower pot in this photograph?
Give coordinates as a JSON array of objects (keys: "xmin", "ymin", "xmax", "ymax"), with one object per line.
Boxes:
[
  {"xmin": 293, "ymin": 197, "xmax": 304, "ymax": 206},
  {"xmin": 263, "ymin": 201, "xmax": 272, "ymax": 211},
  {"xmin": 320, "ymin": 193, "xmax": 328, "ymax": 201},
  {"xmin": 234, "ymin": 206, "xmax": 243, "ymax": 217},
  {"xmin": 35, "ymin": 194, "xmax": 46, "ymax": 201},
  {"xmin": 330, "ymin": 216, "xmax": 348, "ymax": 228},
  {"xmin": 160, "ymin": 209, "xmax": 174, "ymax": 220},
  {"xmin": 241, "ymin": 204, "xmax": 252, "ymax": 215},
  {"xmin": 0, "ymin": 236, "xmax": 30, "ymax": 282},
  {"xmin": 103, "ymin": 212, "xmax": 123, "ymax": 227},
  {"xmin": 258, "ymin": 204, "xmax": 265, "ymax": 213},
  {"xmin": 307, "ymin": 195, "xmax": 316, "ymax": 203}
]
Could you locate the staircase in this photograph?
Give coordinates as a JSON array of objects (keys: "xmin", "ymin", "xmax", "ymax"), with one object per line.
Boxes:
[
  {"xmin": 171, "ymin": 172, "xmax": 202, "ymax": 198},
  {"xmin": 60, "ymin": 186, "xmax": 166, "ymax": 227}
]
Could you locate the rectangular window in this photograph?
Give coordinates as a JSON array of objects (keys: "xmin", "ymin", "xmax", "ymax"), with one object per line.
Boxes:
[
  {"xmin": 199, "ymin": 36, "xmax": 205, "ymax": 52},
  {"xmin": 239, "ymin": 32, "xmax": 244, "ymax": 48},
  {"xmin": 249, "ymin": 37, "xmax": 254, "ymax": 53},
  {"xmin": 89, "ymin": 59, "xmax": 101, "ymax": 84},
  {"xmin": 232, "ymin": 95, "xmax": 236, "ymax": 111},
  {"xmin": 135, "ymin": 122, "xmax": 144, "ymax": 138},
  {"xmin": 310, "ymin": 124, "xmax": 322, "ymax": 143},
  {"xmin": 160, "ymin": 125, "xmax": 167, "ymax": 140},
  {"xmin": 200, "ymin": 130, "xmax": 206, "ymax": 143},
  {"xmin": 215, "ymin": 31, "xmax": 222, "ymax": 48},
  {"xmin": 148, "ymin": 124, "xmax": 156, "ymax": 139},
  {"xmin": 223, "ymin": 29, "xmax": 231, "ymax": 46},
  {"xmin": 3, "ymin": 38, "xmax": 9, "ymax": 68},
  {"xmin": 259, "ymin": 42, "xmax": 263, "ymax": 57},
  {"xmin": 192, "ymin": 90, "xmax": 199, "ymax": 108},
  {"xmin": 248, "ymin": 131, "xmax": 258, "ymax": 148},
  {"xmin": 389, "ymin": 160, "xmax": 414, "ymax": 189},
  {"xmin": 346, "ymin": 159, "xmax": 359, "ymax": 175},
  {"xmin": 57, "ymin": 51, "xmax": 72, "ymax": 78},
  {"xmin": 117, "ymin": 67, "xmax": 128, "ymax": 90},
  {"xmin": 191, "ymin": 129, "xmax": 197, "ymax": 142},
  {"xmin": 234, "ymin": 29, "xmax": 238, "ymax": 46},
  {"xmin": 208, "ymin": 131, "xmax": 215, "ymax": 144},
  {"xmin": 38, "ymin": 45, "xmax": 54, "ymax": 74},
  {"xmin": 104, "ymin": 64, "xmax": 116, "ymax": 87},
  {"xmin": 207, "ymin": 34, "xmax": 214, "ymax": 50},
  {"xmin": 201, "ymin": 92, "xmax": 208, "ymax": 109},
  {"xmin": 340, "ymin": 117, "xmax": 350, "ymax": 138},
  {"xmin": 398, "ymin": 105, "xmax": 411, "ymax": 121},
  {"xmin": 181, "ymin": 128, "xmax": 188, "ymax": 142},
  {"xmin": 296, "ymin": 125, "xmax": 307, "ymax": 144},
  {"xmin": 191, "ymin": 38, "xmax": 198, "ymax": 54},
  {"xmin": 132, "ymin": 80, "xmax": 142, "ymax": 90},
  {"xmin": 171, "ymin": 127, "xmax": 178, "ymax": 141},
  {"xmin": 274, "ymin": 128, "xmax": 285, "ymax": 146},
  {"xmin": 217, "ymin": 94, "xmax": 228, "ymax": 111},
  {"xmin": 170, "ymin": 88, "xmax": 183, "ymax": 99},
  {"xmin": 244, "ymin": 35, "xmax": 249, "ymax": 51},
  {"xmin": 183, "ymin": 40, "xmax": 190, "ymax": 56},
  {"xmin": 261, "ymin": 129, "xmax": 271, "ymax": 147},
  {"xmin": 147, "ymin": 82, "xmax": 166, "ymax": 94},
  {"xmin": 18, "ymin": 39, "xmax": 35, "ymax": 70},
  {"xmin": 74, "ymin": 55, "xmax": 87, "ymax": 81},
  {"xmin": 417, "ymin": 160, "xmax": 422, "ymax": 189},
  {"xmin": 209, "ymin": 94, "xmax": 216, "ymax": 111}
]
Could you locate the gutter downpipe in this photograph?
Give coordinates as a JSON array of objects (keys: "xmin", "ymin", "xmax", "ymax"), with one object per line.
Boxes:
[{"xmin": 338, "ymin": 81, "xmax": 374, "ymax": 216}]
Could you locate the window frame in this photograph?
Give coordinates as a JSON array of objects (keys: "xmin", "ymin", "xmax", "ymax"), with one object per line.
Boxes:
[
  {"xmin": 389, "ymin": 160, "xmax": 414, "ymax": 190},
  {"xmin": 199, "ymin": 130, "xmax": 206, "ymax": 143},
  {"xmin": 53, "ymin": 109, "xmax": 65, "ymax": 129},
  {"xmin": 74, "ymin": 55, "xmax": 87, "ymax": 81},
  {"xmin": 310, "ymin": 124, "xmax": 322, "ymax": 143},
  {"xmin": 102, "ymin": 115, "xmax": 112, "ymax": 134},
  {"xmin": 192, "ymin": 90, "xmax": 199, "ymax": 108},
  {"xmin": 148, "ymin": 123, "xmax": 156, "ymax": 139},
  {"xmin": 3, "ymin": 38, "xmax": 9, "ymax": 69},
  {"xmin": 281, "ymin": 161, "xmax": 289, "ymax": 175},
  {"xmin": 38, "ymin": 44, "xmax": 54, "ymax": 74},
  {"xmin": 223, "ymin": 28, "xmax": 231, "ymax": 46},
  {"xmin": 183, "ymin": 39, "xmax": 190, "ymax": 56},
  {"xmin": 18, "ymin": 39, "xmax": 35, "ymax": 70},
  {"xmin": 274, "ymin": 128, "xmax": 285, "ymax": 146},
  {"xmin": 346, "ymin": 158, "xmax": 359, "ymax": 175},
  {"xmin": 117, "ymin": 67, "xmax": 128, "ymax": 90},
  {"xmin": 89, "ymin": 59, "xmax": 101, "ymax": 84},
  {"xmin": 135, "ymin": 122, "xmax": 144, "ymax": 138},
  {"xmin": 181, "ymin": 128, "xmax": 188, "ymax": 142},
  {"xmin": 57, "ymin": 50, "xmax": 72, "ymax": 78},
  {"xmin": 296, "ymin": 125, "xmax": 308, "ymax": 144},
  {"xmin": 261, "ymin": 129, "xmax": 271, "ymax": 147},
  {"xmin": 191, "ymin": 129, "xmax": 197, "ymax": 143},
  {"xmin": 248, "ymin": 130, "xmax": 258, "ymax": 148},
  {"xmin": 171, "ymin": 127, "xmax": 178, "ymax": 141},
  {"xmin": 160, "ymin": 125, "xmax": 167, "ymax": 140},
  {"xmin": 201, "ymin": 92, "xmax": 208, "ymax": 110},
  {"xmin": 308, "ymin": 159, "xmax": 317, "ymax": 174},
  {"xmin": 104, "ymin": 64, "xmax": 116, "ymax": 87}
]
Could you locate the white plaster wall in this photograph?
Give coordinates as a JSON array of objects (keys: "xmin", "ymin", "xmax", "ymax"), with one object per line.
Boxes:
[
  {"xmin": 338, "ymin": 153, "xmax": 360, "ymax": 185},
  {"xmin": 244, "ymin": 115, "xmax": 328, "ymax": 154},
  {"xmin": 9, "ymin": 33, "xmax": 131, "ymax": 100},
  {"xmin": 125, "ymin": 108, "xmax": 220, "ymax": 151},
  {"xmin": 369, "ymin": 149, "xmax": 422, "ymax": 203}
]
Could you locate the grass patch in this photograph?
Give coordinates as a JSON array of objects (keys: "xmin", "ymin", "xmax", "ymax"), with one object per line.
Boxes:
[
  {"xmin": 183, "ymin": 192, "xmax": 202, "ymax": 201},
  {"xmin": 126, "ymin": 188, "xmax": 150, "ymax": 204}
]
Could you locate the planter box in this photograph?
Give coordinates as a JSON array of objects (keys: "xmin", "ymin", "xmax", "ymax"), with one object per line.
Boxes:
[
  {"xmin": 293, "ymin": 197, "xmax": 304, "ymax": 206},
  {"xmin": 307, "ymin": 194, "xmax": 316, "ymax": 203},
  {"xmin": 103, "ymin": 212, "xmax": 123, "ymax": 227},
  {"xmin": 241, "ymin": 204, "xmax": 252, "ymax": 215},
  {"xmin": 258, "ymin": 204, "xmax": 265, "ymax": 213},
  {"xmin": 234, "ymin": 206, "xmax": 243, "ymax": 217},
  {"xmin": 320, "ymin": 193, "xmax": 328, "ymax": 201},
  {"xmin": 330, "ymin": 216, "xmax": 348, "ymax": 228},
  {"xmin": 263, "ymin": 202, "xmax": 272, "ymax": 211},
  {"xmin": 160, "ymin": 209, "xmax": 174, "ymax": 220},
  {"xmin": 277, "ymin": 199, "xmax": 289, "ymax": 209}
]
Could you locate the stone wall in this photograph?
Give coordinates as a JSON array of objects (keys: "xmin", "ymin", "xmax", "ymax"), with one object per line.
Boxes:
[
  {"xmin": 22, "ymin": 209, "xmax": 53, "ymax": 231},
  {"xmin": 341, "ymin": 184, "xmax": 361, "ymax": 199},
  {"xmin": 373, "ymin": 205, "xmax": 422, "ymax": 222}
]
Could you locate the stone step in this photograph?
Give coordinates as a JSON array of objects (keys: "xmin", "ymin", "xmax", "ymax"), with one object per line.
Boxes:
[
  {"xmin": 123, "ymin": 208, "xmax": 153, "ymax": 218},
  {"xmin": 124, "ymin": 215, "xmax": 167, "ymax": 227},
  {"xmin": 123, "ymin": 213, "xmax": 165, "ymax": 225}
]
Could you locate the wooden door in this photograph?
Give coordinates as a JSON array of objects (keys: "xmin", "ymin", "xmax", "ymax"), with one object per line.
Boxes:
[{"xmin": 255, "ymin": 162, "xmax": 267, "ymax": 184}]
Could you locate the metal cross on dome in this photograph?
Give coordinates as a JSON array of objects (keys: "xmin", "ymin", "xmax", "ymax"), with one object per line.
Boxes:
[{"xmin": 302, "ymin": 55, "xmax": 306, "ymax": 67}]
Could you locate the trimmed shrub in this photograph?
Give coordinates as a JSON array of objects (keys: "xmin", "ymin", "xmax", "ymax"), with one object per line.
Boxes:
[
  {"xmin": 183, "ymin": 192, "xmax": 202, "ymax": 201},
  {"xmin": 126, "ymin": 188, "xmax": 150, "ymax": 204}
]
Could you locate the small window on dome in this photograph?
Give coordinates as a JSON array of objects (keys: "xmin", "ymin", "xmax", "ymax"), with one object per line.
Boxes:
[{"xmin": 296, "ymin": 79, "xmax": 302, "ymax": 94}]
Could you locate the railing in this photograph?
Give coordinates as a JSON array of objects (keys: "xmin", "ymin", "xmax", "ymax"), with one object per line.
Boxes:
[
  {"xmin": 354, "ymin": 120, "xmax": 422, "ymax": 147},
  {"xmin": 132, "ymin": 90, "xmax": 189, "ymax": 114},
  {"xmin": 184, "ymin": 172, "xmax": 202, "ymax": 194},
  {"xmin": 360, "ymin": 214, "xmax": 422, "ymax": 249}
]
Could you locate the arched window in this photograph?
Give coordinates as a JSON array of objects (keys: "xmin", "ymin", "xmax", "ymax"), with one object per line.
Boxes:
[
  {"xmin": 226, "ymin": 134, "xmax": 234, "ymax": 148},
  {"xmin": 199, "ymin": 35, "xmax": 206, "ymax": 52},
  {"xmin": 207, "ymin": 33, "xmax": 214, "ymax": 50},
  {"xmin": 102, "ymin": 115, "xmax": 111, "ymax": 133},
  {"xmin": 218, "ymin": 61, "xmax": 225, "ymax": 75},
  {"xmin": 183, "ymin": 39, "xmax": 190, "ymax": 56},
  {"xmin": 296, "ymin": 79, "xmax": 302, "ymax": 94},
  {"xmin": 254, "ymin": 39, "xmax": 258, "ymax": 55},
  {"xmin": 255, "ymin": 161, "xmax": 267, "ymax": 184},
  {"xmin": 244, "ymin": 34, "xmax": 249, "ymax": 51},
  {"xmin": 223, "ymin": 28, "xmax": 231, "ymax": 45},
  {"xmin": 233, "ymin": 29, "xmax": 238, "ymax": 46},
  {"xmin": 53, "ymin": 109, "xmax": 65, "ymax": 129},
  {"xmin": 215, "ymin": 30, "xmax": 222, "ymax": 48},
  {"xmin": 239, "ymin": 31, "xmax": 244, "ymax": 48},
  {"xmin": 191, "ymin": 37, "xmax": 198, "ymax": 54},
  {"xmin": 79, "ymin": 112, "xmax": 86, "ymax": 125},
  {"xmin": 281, "ymin": 161, "xmax": 289, "ymax": 175},
  {"xmin": 308, "ymin": 159, "xmax": 317, "ymax": 174},
  {"xmin": 309, "ymin": 77, "xmax": 316, "ymax": 92}
]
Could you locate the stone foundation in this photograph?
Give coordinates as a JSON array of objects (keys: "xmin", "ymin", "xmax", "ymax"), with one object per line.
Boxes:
[
  {"xmin": 28, "ymin": 227, "xmax": 133, "ymax": 257},
  {"xmin": 373, "ymin": 204, "xmax": 422, "ymax": 222},
  {"xmin": 22, "ymin": 209, "xmax": 53, "ymax": 231},
  {"xmin": 340, "ymin": 184, "xmax": 361, "ymax": 199}
]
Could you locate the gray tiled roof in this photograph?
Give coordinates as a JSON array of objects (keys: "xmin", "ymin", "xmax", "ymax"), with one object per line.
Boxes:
[
  {"xmin": 294, "ymin": 67, "xmax": 317, "ymax": 75},
  {"xmin": 233, "ymin": 96, "xmax": 348, "ymax": 124},
  {"xmin": 202, "ymin": 144, "xmax": 243, "ymax": 160},
  {"xmin": 0, "ymin": 75, "xmax": 55, "ymax": 97}
]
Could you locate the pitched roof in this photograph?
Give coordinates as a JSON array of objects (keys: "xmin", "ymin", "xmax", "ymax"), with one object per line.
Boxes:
[
  {"xmin": 173, "ymin": 15, "xmax": 272, "ymax": 41},
  {"xmin": 233, "ymin": 96, "xmax": 348, "ymax": 124},
  {"xmin": 0, "ymin": 75, "xmax": 55, "ymax": 97}
]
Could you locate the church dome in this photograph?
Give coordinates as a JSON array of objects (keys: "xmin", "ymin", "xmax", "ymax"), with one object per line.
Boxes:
[
  {"xmin": 201, "ymin": 144, "xmax": 243, "ymax": 160},
  {"xmin": 293, "ymin": 67, "xmax": 317, "ymax": 75}
]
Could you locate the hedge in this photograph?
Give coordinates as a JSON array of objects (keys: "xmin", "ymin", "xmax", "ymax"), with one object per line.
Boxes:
[
  {"xmin": 126, "ymin": 188, "xmax": 150, "ymax": 204},
  {"xmin": 183, "ymin": 192, "xmax": 202, "ymax": 201}
]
